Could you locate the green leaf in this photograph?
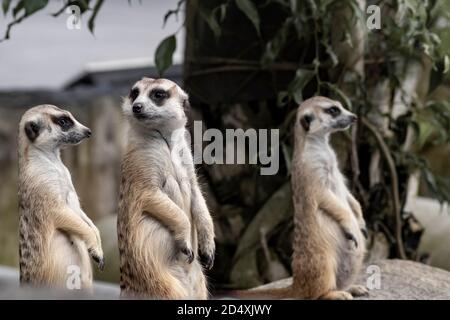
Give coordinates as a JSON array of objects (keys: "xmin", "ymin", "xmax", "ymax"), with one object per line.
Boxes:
[
  {"xmin": 444, "ymin": 55, "xmax": 449, "ymax": 73},
  {"xmin": 23, "ymin": 0, "xmax": 48, "ymax": 16},
  {"xmin": 417, "ymin": 119, "xmax": 434, "ymax": 149},
  {"xmin": 12, "ymin": 1, "xmax": 24, "ymax": 17},
  {"xmin": 324, "ymin": 42, "xmax": 339, "ymax": 67},
  {"xmin": 288, "ymin": 69, "xmax": 315, "ymax": 104},
  {"xmin": 413, "ymin": 100, "xmax": 450, "ymax": 149},
  {"xmin": 429, "ymin": 55, "xmax": 449, "ymax": 93},
  {"xmin": 261, "ymin": 17, "xmax": 292, "ymax": 65},
  {"xmin": 199, "ymin": 6, "xmax": 221, "ymax": 39},
  {"xmin": 277, "ymin": 91, "xmax": 289, "ymax": 107},
  {"xmin": 77, "ymin": 0, "xmax": 90, "ymax": 12},
  {"xmin": 155, "ymin": 35, "xmax": 176, "ymax": 75},
  {"xmin": 218, "ymin": 3, "xmax": 227, "ymax": 22},
  {"xmin": 235, "ymin": 0, "xmax": 260, "ymax": 36},
  {"xmin": 88, "ymin": 0, "xmax": 104, "ymax": 34},
  {"xmin": 2, "ymin": 0, "xmax": 11, "ymax": 15},
  {"xmin": 322, "ymin": 82, "xmax": 352, "ymax": 110}
]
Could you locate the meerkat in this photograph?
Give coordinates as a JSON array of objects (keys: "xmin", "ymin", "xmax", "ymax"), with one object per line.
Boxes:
[
  {"xmin": 118, "ymin": 78, "xmax": 215, "ymax": 299},
  {"xmin": 230, "ymin": 96, "xmax": 368, "ymax": 299},
  {"xmin": 18, "ymin": 105, "xmax": 104, "ymax": 290}
]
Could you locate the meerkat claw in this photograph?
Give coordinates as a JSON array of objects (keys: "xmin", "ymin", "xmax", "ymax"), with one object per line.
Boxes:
[
  {"xmin": 361, "ymin": 228, "xmax": 368, "ymax": 239},
  {"xmin": 89, "ymin": 248, "xmax": 105, "ymax": 270},
  {"xmin": 181, "ymin": 246, "xmax": 195, "ymax": 264},
  {"xmin": 344, "ymin": 231, "xmax": 358, "ymax": 248},
  {"xmin": 98, "ymin": 257, "xmax": 105, "ymax": 271},
  {"xmin": 200, "ymin": 252, "xmax": 215, "ymax": 270}
]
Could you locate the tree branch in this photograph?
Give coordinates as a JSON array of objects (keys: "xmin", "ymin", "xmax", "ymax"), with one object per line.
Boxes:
[{"xmin": 362, "ymin": 117, "xmax": 407, "ymax": 260}]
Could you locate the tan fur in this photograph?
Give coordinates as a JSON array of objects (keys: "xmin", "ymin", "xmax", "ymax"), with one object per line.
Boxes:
[
  {"xmin": 231, "ymin": 96, "xmax": 367, "ymax": 299},
  {"xmin": 118, "ymin": 78, "xmax": 215, "ymax": 299},
  {"xmin": 18, "ymin": 105, "xmax": 104, "ymax": 290}
]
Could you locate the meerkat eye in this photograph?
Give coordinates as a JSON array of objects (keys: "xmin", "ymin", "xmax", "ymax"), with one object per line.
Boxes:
[
  {"xmin": 52, "ymin": 115, "xmax": 74, "ymax": 130},
  {"xmin": 129, "ymin": 88, "xmax": 139, "ymax": 102},
  {"xmin": 326, "ymin": 106, "xmax": 341, "ymax": 116},
  {"xmin": 150, "ymin": 89, "xmax": 168, "ymax": 102}
]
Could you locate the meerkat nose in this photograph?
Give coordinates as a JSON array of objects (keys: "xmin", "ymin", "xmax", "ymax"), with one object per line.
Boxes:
[
  {"xmin": 84, "ymin": 128, "xmax": 92, "ymax": 138},
  {"xmin": 350, "ymin": 115, "xmax": 357, "ymax": 122},
  {"xmin": 132, "ymin": 103, "xmax": 143, "ymax": 114}
]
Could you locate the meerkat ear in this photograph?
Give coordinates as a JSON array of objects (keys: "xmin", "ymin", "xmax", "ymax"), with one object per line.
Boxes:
[
  {"xmin": 300, "ymin": 114, "xmax": 314, "ymax": 132},
  {"xmin": 179, "ymin": 87, "xmax": 191, "ymax": 116},
  {"xmin": 24, "ymin": 121, "xmax": 41, "ymax": 142},
  {"xmin": 182, "ymin": 97, "xmax": 191, "ymax": 114}
]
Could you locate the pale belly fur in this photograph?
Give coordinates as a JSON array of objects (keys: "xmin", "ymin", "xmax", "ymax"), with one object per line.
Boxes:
[{"xmin": 47, "ymin": 231, "xmax": 92, "ymax": 290}]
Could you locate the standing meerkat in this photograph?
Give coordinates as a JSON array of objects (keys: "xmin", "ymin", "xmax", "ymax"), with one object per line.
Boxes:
[
  {"xmin": 290, "ymin": 96, "xmax": 368, "ymax": 299},
  {"xmin": 231, "ymin": 96, "xmax": 368, "ymax": 299},
  {"xmin": 118, "ymin": 78, "xmax": 215, "ymax": 299},
  {"xmin": 18, "ymin": 105, "xmax": 104, "ymax": 290}
]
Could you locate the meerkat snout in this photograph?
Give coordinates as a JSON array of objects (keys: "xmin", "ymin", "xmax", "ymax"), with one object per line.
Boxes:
[{"xmin": 298, "ymin": 98, "xmax": 357, "ymax": 134}]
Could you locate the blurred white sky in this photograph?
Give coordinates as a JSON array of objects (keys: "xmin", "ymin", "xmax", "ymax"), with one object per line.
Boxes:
[{"xmin": 0, "ymin": 0, "xmax": 184, "ymax": 89}]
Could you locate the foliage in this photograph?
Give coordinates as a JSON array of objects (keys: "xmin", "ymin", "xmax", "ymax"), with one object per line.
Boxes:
[
  {"xmin": 155, "ymin": 35, "xmax": 177, "ymax": 75},
  {"xmin": 0, "ymin": 0, "xmax": 104, "ymax": 41},
  {"xmin": 176, "ymin": 0, "xmax": 450, "ymax": 268},
  {"xmin": 2, "ymin": 0, "xmax": 450, "ymax": 286}
]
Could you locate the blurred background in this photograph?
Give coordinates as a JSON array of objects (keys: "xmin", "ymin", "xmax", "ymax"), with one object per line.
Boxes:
[{"xmin": 0, "ymin": 0, "xmax": 449, "ymax": 293}]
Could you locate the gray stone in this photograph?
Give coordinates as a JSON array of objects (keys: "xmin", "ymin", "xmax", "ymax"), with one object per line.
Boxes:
[
  {"xmin": 0, "ymin": 266, "xmax": 119, "ymax": 299},
  {"xmin": 251, "ymin": 259, "xmax": 450, "ymax": 300}
]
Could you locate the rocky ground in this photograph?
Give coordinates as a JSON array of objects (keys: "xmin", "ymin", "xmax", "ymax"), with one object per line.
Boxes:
[
  {"xmin": 250, "ymin": 259, "xmax": 450, "ymax": 299},
  {"xmin": 1, "ymin": 259, "xmax": 450, "ymax": 299}
]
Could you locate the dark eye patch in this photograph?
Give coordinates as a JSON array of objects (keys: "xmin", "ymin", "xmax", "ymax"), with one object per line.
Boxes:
[
  {"xmin": 325, "ymin": 106, "xmax": 341, "ymax": 117},
  {"xmin": 52, "ymin": 115, "xmax": 74, "ymax": 131},
  {"xmin": 129, "ymin": 88, "xmax": 139, "ymax": 102},
  {"xmin": 149, "ymin": 88, "xmax": 169, "ymax": 105}
]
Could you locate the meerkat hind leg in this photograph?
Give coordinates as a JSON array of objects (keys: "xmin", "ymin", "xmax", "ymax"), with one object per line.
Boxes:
[{"xmin": 320, "ymin": 290, "xmax": 353, "ymax": 300}]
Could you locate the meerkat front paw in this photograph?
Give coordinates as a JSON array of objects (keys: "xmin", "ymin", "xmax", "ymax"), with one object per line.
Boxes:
[
  {"xmin": 88, "ymin": 247, "xmax": 105, "ymax": 271},
  {"xmin": 199, "ymin": 239, "xmax": 215, "ymax": 270},
  {"xmin": 92, "ymin": 225, "xmax": 102, "ymax": 245},
  {"xmin": 88, "ymin": 228, "xmax": 104, "ymax": 270},
  {"xmin": 176, "ymin": 240, "xmax": 195, "ymax": 264}
]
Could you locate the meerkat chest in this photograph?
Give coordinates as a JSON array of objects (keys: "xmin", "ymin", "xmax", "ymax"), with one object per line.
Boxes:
[
  {"xmin": 326, "ymin": 155, "xmax": 353, "ymax": 211},
  {"xmin": 163, "ymin": 146, "xmax": 192, "ymax": 211},
  {"xmin": 44, "ymin": 162, "xmax": 82, "ymax": 213},
  {"xmin": 307, "ymin": 147, "xmax": 349, "ymax": 202},
  {"xmin": 329, "ymin": 166, "xmax": 348, "ymax": 198},
  {"xmin": 55, "ymin": 166, "xmax": 80, "ymax": 209}
]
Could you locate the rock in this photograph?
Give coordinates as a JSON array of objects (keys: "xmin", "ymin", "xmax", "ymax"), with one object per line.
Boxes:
[
  {"xmin": 3, "ymin": 260, "xmax": 450, "ymax": 299},
  {"xmin": 249, "ymin": 259, "xmax": 450, "ymax": 299},
  {"xmin": 229, "ymin": 250, "xmax": 263, "ymax": 289},
  {"xmin": 0, "ymin": 266, "xmax": 119, "ymax": 299},
  {"xmin": 408, "ymin": 196, "xmax": 450, "ymax": 270}
]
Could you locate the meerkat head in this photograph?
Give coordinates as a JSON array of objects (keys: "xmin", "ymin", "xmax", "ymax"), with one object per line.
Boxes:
[
  {"xmin": 122, "ymin": 77, "xmax": 189, "ymax": 133},
  {"xmin": 296, "ymin": 96, "xmax": 357, "ymax": 136},
  {"xmin": 19, "ymin": 104, "xmax": 91, "ymax": 151}
]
